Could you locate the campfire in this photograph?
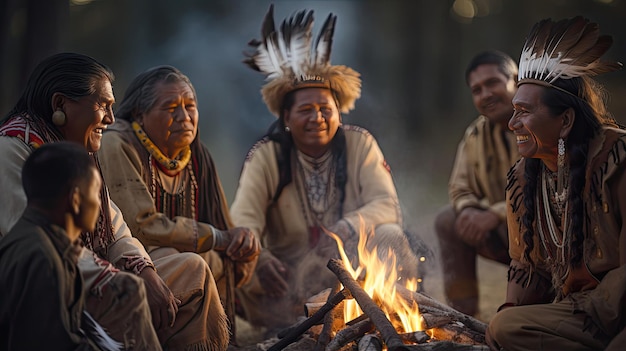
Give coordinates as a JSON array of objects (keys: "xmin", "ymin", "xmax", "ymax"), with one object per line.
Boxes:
[{"xmin": 261, "ymin": 223, "xmax": 489, "ymax": 351}]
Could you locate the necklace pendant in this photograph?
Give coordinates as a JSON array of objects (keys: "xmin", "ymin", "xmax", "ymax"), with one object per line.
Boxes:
[{"xmin": 554, "ymin": 190, "xmax": 567, "ymax": 204}]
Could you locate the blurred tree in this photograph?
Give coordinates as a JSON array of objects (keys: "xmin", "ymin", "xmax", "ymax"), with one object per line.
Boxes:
[{"xmin": 0, "ymin": 0, "xmax": 68, "ymax": 114}]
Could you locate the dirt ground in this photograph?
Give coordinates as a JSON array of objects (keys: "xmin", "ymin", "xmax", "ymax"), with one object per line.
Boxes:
[{"xmin": 233, "ymin": 212, "xmax": 509, "ymax": 347}]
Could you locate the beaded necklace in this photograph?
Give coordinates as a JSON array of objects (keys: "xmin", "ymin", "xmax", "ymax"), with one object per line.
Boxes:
[
  {"xmin": 132, "ymin": 121, "xmax": 191, "ymax": 173},
  {"xmin": 294, "ymin": 149, "xmax": 339, "ymax": 247},
  {"xmin": 148, "ymin": 154, "xmax": 198, "ymax": 221},
  {"xmin": 536, "ymin": 164, "xmax": 571, "ymax": 286}
]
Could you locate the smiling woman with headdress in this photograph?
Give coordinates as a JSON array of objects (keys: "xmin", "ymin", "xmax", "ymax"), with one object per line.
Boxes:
[
  {"xmin": 486, "ymin": 17, "xmax": 626, "ymax": 351},
  {"xmin": 230, "ymin": 5, "xmax": 420, "ymax": 333}
]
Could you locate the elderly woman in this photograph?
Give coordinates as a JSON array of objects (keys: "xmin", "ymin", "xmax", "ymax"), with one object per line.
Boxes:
[
  {"xmin": 0, "ymin": 53, "xmax": 228, "ymax": 351},
  {"xmin": 231, "ymin": 6, "xmax": 419, "ymax": 332},
  {"xmin": 98, "ymin": 66, "xmax": 259, "ymax": 312},
  {"xmin": 486, "ymin": 17, "xmax": 626, "ymax": 350}
]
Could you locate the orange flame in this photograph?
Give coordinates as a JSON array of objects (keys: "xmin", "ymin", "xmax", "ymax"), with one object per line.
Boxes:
[{"xmin": 327, "ymin": 219, "xmax": 425, "ymax": 333}]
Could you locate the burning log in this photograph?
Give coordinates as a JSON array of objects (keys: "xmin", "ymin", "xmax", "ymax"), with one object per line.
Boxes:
[
  {"xmin": 358, "ymin": 334, "xmax": 383, "ymax": 351},
  {"xmin": 325, "ymin": 318, "xmax": 374, "ymax": 351},
  {"xmin": 327, "ymin": 259, "xmax": 409, "ymax": 351},
  {"xmin": 428, "ymin": 322, "xmax": 485, "ymax": 345},
  {"xmin": 268, "ymin": 289, "xmax": 352, "ymax": 351},
  {"xmin": 398, "ymin": 331, "xmax": 430, "ymax": 344},
  {"xmin": 314, "ymin": 286, "xmax": 342, "ymax": 351},
  {"xmin": 395, "ymin": 285, "xmax": 487, "ymax": 334},
  {"xmin": 419, "ymin": 313, "xmax": 453, "ymax": 329}
]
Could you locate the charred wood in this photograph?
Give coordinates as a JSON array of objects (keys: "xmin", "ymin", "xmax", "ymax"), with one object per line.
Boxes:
[
  {"xmin": 428, "ymin": 322, "xmax": 485, "ymax": 345},
  {"xmin": 395, "ymin": 285, "xmax": 487, "ymax": 334},
  {"xmin": 358, "ymin": 334, "xmax": 383, "ymax": 351},
  {"xmin": 325, "ymin": 319, "xmax": 374, "ymax": 351},
  {"xmin": 404, "ymin": 341, "xmax": 490, "ymax": 350},
  {"xmin": 398, "ymin": 331, "xmax": 430, "ymax": 344},
  {"xmin": 268, "ymin": 288, "xmax": 352, "ymax": 351},
  {"xmin": 327, "ymin": 259, "xmax": 408, "ymax": 351},
  {"xmin": 315, "ymin": 286, "xmax": 342, "ymax": 351}
]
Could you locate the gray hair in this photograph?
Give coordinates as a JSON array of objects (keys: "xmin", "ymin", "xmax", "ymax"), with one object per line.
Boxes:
[{"xmin": 115, "ymin": 65, "xmax": 196, "ymax": 121}]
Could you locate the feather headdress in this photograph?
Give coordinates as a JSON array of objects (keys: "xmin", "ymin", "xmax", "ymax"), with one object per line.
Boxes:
[
  {"xmin": 518, "ymin": 16, "xmax": 622, "ymax": 92},
  {"xmin": 244, "ymin": 4, "xmax": 361, "ymax": 117}
]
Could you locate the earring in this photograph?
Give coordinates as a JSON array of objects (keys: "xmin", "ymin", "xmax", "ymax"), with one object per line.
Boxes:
[
  {"xmin": 555, "ymin": 137, "xmax": 567, "ymax": 203},
  {"xmin": 52, "ymin": 110, "xmax": 67, "ymax": 126},
  {"xmin": 285, "ymin": 126, "xmax": 291, "ymax": 132}
]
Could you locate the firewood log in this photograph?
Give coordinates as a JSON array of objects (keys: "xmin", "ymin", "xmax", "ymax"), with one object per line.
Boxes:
[
  {"xmin": 403, "ymin": 341, "xmax": 490, "ymax": 350},
  {"xmin": 394, "ymin": 285, "xmax": 487, "ymax": 334},
  {"xmin": 358, "ymin": 334, "xmax": 383, "ymax": 351},
  {"xmin": 325, "ymin": 319, "xmax": 374, "ymax": 351},
  {"xmin": 327, "ymin": 259, "xmax": 409, "ymax": 351},
  {"xmin": 428, "ymin": 322, "xmax": 485, "ymax": 345},
  {"xmin": 398, "ymin": 331, "xmax": 430, "ymax": 344},
  {"xmin": 419, "ymin": 313, "xmax": 453, "ymax": 329}
]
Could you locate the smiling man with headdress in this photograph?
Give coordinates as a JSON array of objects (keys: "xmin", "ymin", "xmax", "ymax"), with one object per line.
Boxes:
[
  {"xmin": 486, "ymin": 17, "xmax": 626, "ymax": 351},
  {"xmin": 230, "ymin": 5, "xmax": 420, "ymax": 333}
]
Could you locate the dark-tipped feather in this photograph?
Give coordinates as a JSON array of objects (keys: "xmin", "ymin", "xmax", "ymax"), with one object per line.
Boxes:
[
  {"xmin": 519, "ymin": 16, "xmax": 622, "ymax": 83},
  {"xmin": 314, "ymin": 13, "xmax": 336, "ymax": 67}
]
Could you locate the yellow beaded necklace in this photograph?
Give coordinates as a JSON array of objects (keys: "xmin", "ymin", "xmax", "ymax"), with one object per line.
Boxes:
[{"xmin": 132, "ymin": 121, "xmax": 191, "ymax": 173}]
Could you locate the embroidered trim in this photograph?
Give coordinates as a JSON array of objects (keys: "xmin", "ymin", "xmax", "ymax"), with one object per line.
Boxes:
[
  {"xmin": 88, "ymin": 254, "xmax": 120, "ymax": 297},
  {"xmin": 122, "ymin": 254, "xmax": 156, "ymax": 275},
  {"xmin": 149, "ymin": 155, "xmax": 198, "ymax": 221}
]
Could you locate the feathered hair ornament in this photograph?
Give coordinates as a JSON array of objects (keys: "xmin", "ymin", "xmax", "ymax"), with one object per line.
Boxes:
[
  {"xmin": 518, "ymin": 16, "xmax": 622, "ymax": 94},
  {"xmin": 244, "ymin": 4, "xmax": 361, "ymax": 117}
]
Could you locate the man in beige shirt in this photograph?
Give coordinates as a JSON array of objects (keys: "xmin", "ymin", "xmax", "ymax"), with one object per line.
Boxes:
[{"xmin": 435, "ymin": 50, "xmax": 519, "ymax": 317}]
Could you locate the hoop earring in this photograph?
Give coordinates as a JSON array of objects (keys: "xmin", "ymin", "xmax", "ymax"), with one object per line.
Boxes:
[
  {"xmin": 52, "ymin": 110, "xmax": 67, "ymax": 126},
  {"xmin": 285, "ymin": 126, "xmax": 291, "ymax": 132}
]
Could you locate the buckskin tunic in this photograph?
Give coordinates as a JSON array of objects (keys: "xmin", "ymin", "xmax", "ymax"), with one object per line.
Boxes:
[
  {"xmin": 488, "ymin": 126, "xmax": 626, "ymax": 350},
  {"xmin": 98, "ymin": 119, "xmax": 255, "ymax": 293},
  {"xmin": 231, "ymin": 125, "xmax": 418, "ymax": 329}
]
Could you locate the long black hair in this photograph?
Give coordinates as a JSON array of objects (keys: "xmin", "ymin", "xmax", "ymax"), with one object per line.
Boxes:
[
  {"xmin": 3, "ymin": 52, "xmax": 114, "ymax": 125},
  {"xmin": 520, "ymin": 76, "xmax": 618, "ymax": 269}
]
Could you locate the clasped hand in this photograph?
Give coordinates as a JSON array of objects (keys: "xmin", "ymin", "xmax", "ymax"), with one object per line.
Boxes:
[
  {"xmin": 455, "ymin": 207, "xmax": 499, "ymax": 247},
  {"xmin": 139, "ymin": 267, "xmax": 180, "ymax": 333},
  {"xmin": 213, "ymin": 227, "xmax": 260, "ymax": 262}
]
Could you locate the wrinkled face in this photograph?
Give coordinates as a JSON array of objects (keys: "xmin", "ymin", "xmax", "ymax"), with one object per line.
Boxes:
[
  {"xmin": 60, "ymin": 79, "xmax": 115, "ymax": 152},
  {"xmin": 468, "ymin": 64, "xmax": 517, "ymax": 126},
  {"xmin": 139, "ymin": 81, "xmax": 198, "ymax": 158},
  {"xmin": 73, "ymin": 167, "xmax": 102, "ymax": 237},
  {"xmin": 509, "ymin": 84, "xmax": 566, "ymax": 169},
  {"xmin": 284, "ymin": 88, "xmax": 340, "ymax": 158}
]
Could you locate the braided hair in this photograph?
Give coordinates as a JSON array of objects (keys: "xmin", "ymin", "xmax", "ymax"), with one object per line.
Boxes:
[{"xmin": 520, "ymin": 76, "xmax": 617, "ymax": 269}]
